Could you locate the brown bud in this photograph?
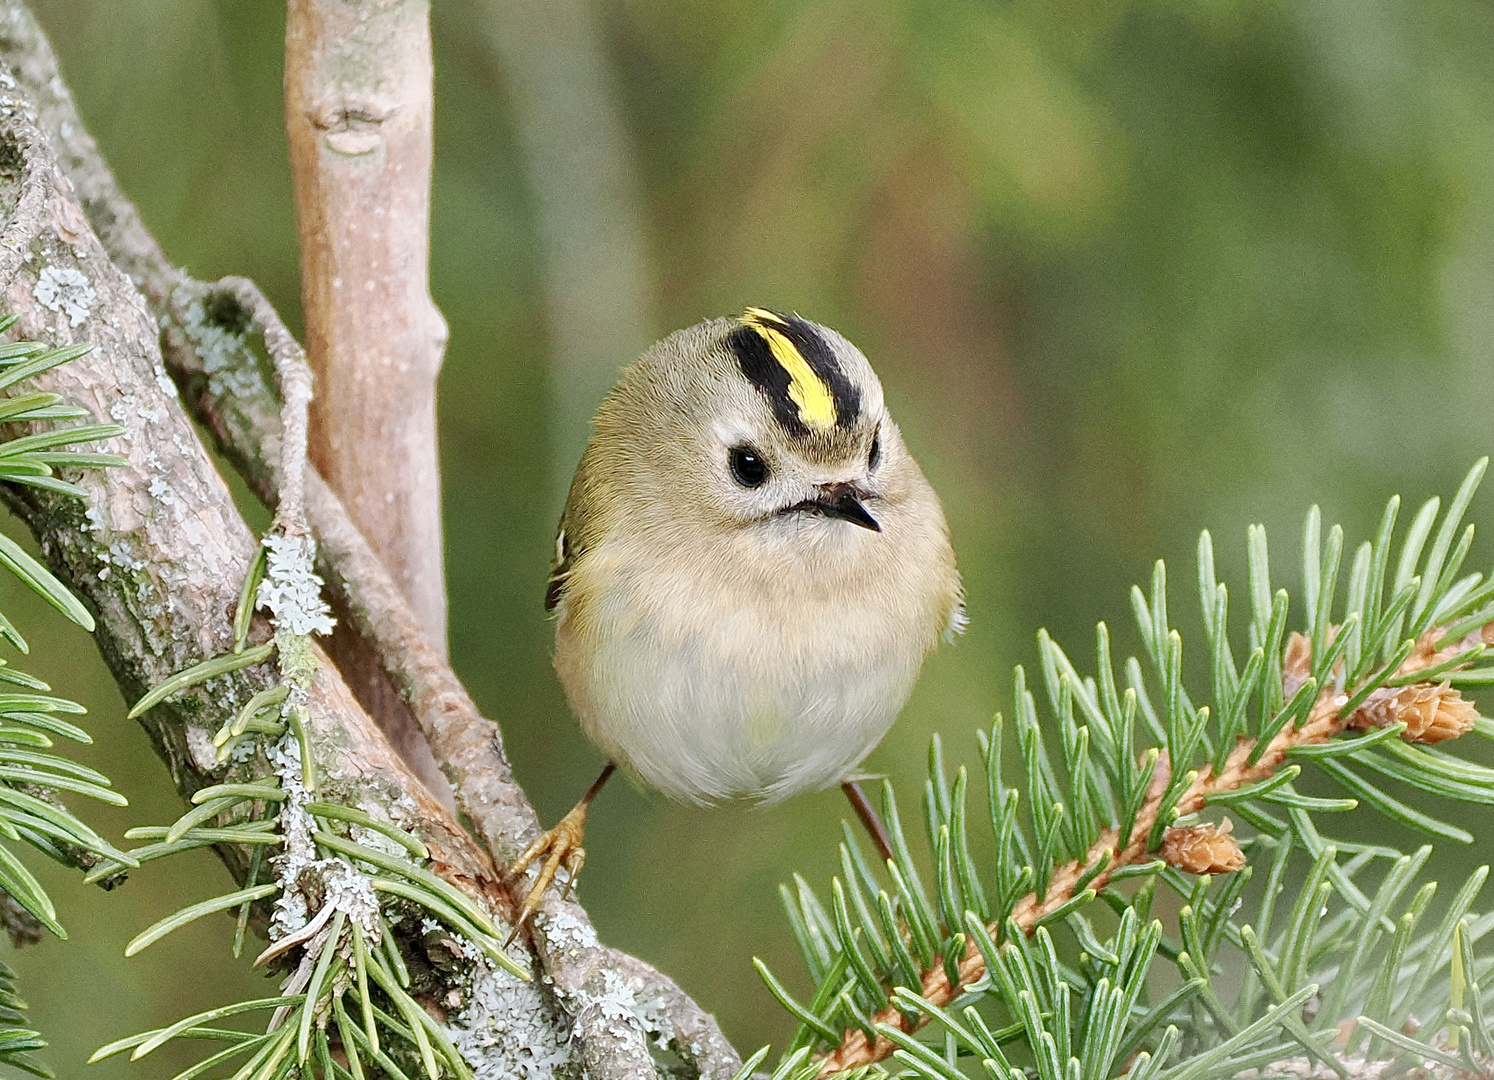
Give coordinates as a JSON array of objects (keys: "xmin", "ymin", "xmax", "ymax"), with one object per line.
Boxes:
[
  {"xmin": 1403, "ymin": 626, "xmax": 1482, "ymax": 673},
  {"xmin": 1404, "ymin": 628, "xmax": 1442, "ymax": 670},
  {"xmin": 1161, "ymin": 818, "xmax": 1246, "ymax": 875},
  {"xmin": 1282, "ymin": 632, "xmax": 1313, "ymax": 699},
  {"xmin": 1353, "ymin": 681, "xmax": 1478, "ymax": 744},
  {"xmin": 1282, "ymin": 628, "xmax": 1349, "ymax": 699}
]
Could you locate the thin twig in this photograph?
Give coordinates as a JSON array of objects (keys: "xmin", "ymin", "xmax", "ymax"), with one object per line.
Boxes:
[
  {"xmin": 304, "ymin": 470, "xmax": 536, "ymax": 859},
  {"xmin": 214, "ymin": 276, "xmax": 313, "ymax": 536},
  {"xmin": 842, "ymin": 780, "xmax": 893, "ymax": 864}
]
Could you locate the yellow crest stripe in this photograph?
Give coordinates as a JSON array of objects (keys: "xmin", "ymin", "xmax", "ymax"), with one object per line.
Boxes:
[{"xmin": 741, "ymin": 308, "xmax": 838, "ymax": 430}]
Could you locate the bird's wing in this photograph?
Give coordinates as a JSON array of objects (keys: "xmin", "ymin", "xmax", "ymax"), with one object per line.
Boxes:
[{"xmin": 544, "ymin": 524, "xmax": 574, "ymax": 613}]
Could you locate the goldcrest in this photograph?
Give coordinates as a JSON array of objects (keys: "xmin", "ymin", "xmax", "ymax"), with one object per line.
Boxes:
[
  {"xmin": 505, "ymin": 308, "xmax": 963, "ymax": 931},
  {"xmin": 548, "ymin": 307, "xmax": 964, "ymax": 803}
]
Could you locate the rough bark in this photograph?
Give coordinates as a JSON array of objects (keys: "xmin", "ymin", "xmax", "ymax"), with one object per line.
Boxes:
[
  {"xmin": 0, "ymin": 4, "xmax": 741, "ymax": 1076},
  {"xmin": 285, "ymin": 0, "xmax": 452, "ymax": 802}
]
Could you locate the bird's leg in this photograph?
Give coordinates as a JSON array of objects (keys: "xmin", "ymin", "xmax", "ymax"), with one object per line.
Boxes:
[
  {"xmin": 504, "ymin": 762, "xmax": 616, "ymax": 942},
  {"xmin": 842, "ymin": 779, "xmax": 894, "ymax": 864}
]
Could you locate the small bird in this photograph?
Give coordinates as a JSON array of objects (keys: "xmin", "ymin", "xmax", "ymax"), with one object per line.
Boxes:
[{"xmin": 506, "ymin": 307, "xmax": 963, "ymax": 930}]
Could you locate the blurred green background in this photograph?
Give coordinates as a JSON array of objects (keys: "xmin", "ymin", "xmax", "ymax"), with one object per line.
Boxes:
[{"xmin": 4, "ymin": 0, "xmax": 1494, "ymax": 1075}]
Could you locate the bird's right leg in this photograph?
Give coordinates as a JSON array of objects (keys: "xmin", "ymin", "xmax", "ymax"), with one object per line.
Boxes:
[
  {"xmin": 841, "ymin": 779, "xmax": 894, "ymax": 864},
  {"xmin": 504, "ymin": 761, "xmax": 616, "ymax": 943}
]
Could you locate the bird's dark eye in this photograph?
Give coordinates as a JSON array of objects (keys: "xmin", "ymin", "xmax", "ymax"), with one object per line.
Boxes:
[
  {"xmin": 869, "ymin": 431, "xmax": 882, "ymax": 470},
  {"xmin": 728, "ymin": 446, "xmax": 769, "ymax": 488}
]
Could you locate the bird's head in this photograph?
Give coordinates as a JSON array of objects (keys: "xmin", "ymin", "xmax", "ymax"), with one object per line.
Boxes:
[
  {"xmin": 581, "ymin": 308, "xmax": 936, "ymax": 564},
  {"xmin": 694, "ymin": 307, "xmax": 893, "ymax": 540}
]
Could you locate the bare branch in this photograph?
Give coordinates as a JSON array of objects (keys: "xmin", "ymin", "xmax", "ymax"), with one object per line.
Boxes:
[
  {"xmin": 285, "ymin": 0, "xmax": 448, "ymax": 642},
  {"xmin": 282, "ymin": 0, "xmax": 453, "ymax": 805}
]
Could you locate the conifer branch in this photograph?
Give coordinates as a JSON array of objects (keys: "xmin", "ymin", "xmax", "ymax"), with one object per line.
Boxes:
[
  {"xmin": 821, "ymin": 628, "xmax": 1489, "ymax": 1072},
  {"xmin": 817, "ymin": 475, "xmax": 1494, "ymax": 1073}
]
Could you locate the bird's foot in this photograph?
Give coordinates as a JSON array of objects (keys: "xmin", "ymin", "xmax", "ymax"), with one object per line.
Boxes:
[{"xmin": 503, "ymin": 801, "xmax": 589, "ymax": 944}]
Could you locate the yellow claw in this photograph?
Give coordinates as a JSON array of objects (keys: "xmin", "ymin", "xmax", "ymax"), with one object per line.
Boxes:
[
  {"xmin": 504, "ymin": 804, "xmax": 589, "ymax": 944},
  {"xmin": 503, "ymin": 762, "xmax": 614, "ymax": 944}
]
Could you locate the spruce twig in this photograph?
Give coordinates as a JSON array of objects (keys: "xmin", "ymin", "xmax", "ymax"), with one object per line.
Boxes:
[{"xmin": 819, "ymin": 621, "xmax": 1490, "ymax": 1072}]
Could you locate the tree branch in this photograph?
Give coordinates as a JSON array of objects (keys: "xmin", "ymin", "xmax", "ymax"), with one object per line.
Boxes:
[
  {"xmin": 282, "ymin": 0, "xmax": 454, "ymax": 807},
  {"xmin": 285, "ymin": 0, "xmax": 448, "ymax": 644}
]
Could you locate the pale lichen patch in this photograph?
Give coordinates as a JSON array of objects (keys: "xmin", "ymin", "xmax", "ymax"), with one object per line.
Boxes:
[
  {"xmin": 257, "ymin": 534, "xmax": 335, "ymax": 638},
  {"xmin": 177, "ymin": 286, "xmax": 262, "ymax": 401},
  {"xmin": 33, "ymin": 265, "xmax": 94, "ymax": 326},
  {"xmin": 184, "ymin": 722, "xmax": 219, "ymax": 774},
  {"xmin": 444, "ymin": 957, "xmax": 576, "ymax": 1080}
]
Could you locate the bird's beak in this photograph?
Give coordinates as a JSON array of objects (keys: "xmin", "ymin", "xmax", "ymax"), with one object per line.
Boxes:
[{"xmin": 805, "ymin": 483, "xmax": 880, "ymax": 531}]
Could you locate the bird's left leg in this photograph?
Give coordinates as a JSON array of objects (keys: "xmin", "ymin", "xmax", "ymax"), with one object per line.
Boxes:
[{"xmin": 504, "ymin": 761, "xmax": 616, "ymax": 942}]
